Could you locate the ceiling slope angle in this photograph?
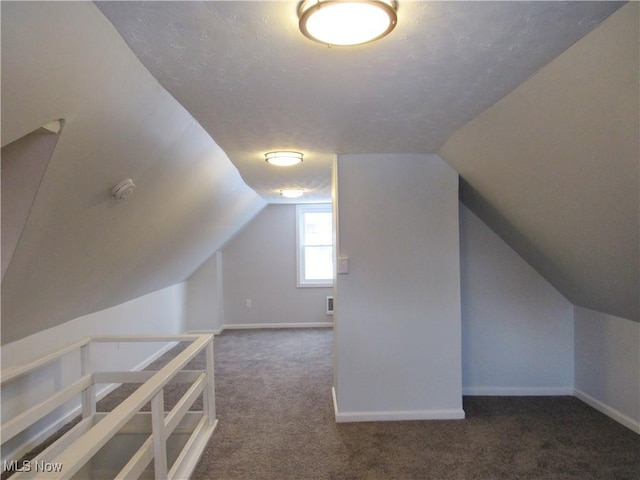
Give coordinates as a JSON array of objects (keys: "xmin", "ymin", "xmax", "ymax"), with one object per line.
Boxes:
[
  {"xmin": 1, "ymin": 121, "xmax": 64, "ymax": 281},
  {"xmin": 96, "ymin": 1, "xmax": 624, "ymax": 203},
  {"xmin": 440, "ymin": 2, "xmax": 639, "ymax": 322},
  {"xmin": 0, "ymin": 2, "xmax": 266, "ymax": 344}
]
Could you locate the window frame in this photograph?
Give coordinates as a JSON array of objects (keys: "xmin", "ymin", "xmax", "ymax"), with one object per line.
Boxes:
[{"xmin": 296, "ymin": 203, "xmax": 334, "ymax": 288}]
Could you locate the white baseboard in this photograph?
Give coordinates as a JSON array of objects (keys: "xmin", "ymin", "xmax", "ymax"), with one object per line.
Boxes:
[
  {"xmin": 463, "ymin": 386, "xmax": 574, "ymax": 396},
  {"xmin": 187, "ymin": 323, "xmax": 333, "ymax": 337},
  {"xmin": 332, "ymin": 387, "xmax": 465, "ymax": 423},
  {"xmin": 332, "ymin": 385, "xmax": 340, "ymax": 420},
  {"xmin": 2, "ymin": 341, "xmax": 178, "ymax": 464},
  {"xmin": 221, "ymin": 322, "xmax": 333, "ymax": 330},
  {"xmin": 335, "ymin": 408, "xmax": 466, "ymax": 423},
  {"xmin": 188, "ymin": 328, "xmax": 224, "ymax": 335},
  {"xmin": 574, "ymin": 388, "xmax": 640, "ymax": 434}
]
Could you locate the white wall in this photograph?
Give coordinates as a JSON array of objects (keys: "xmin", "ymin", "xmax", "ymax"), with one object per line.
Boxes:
[
  {"xmin": 222, "ymin": 204, "xmax": 333, "ymax": 327},
  {"xmin": 1, "ymin": 283, "xmax": 186, "ymax": 462},
  {"xmin": 185, "ymin": 252, "xmax": 224, "ymax": 333},
  {"xmin": 574, "ymin": 307, "xmax": 640, "ymax": 433},
  {"xmin": 333, "ymin": 154, "xmax": 463, "ymax": 421},
  {"xmin": 459, "ymin": 204, "xmax": 574, "ymax": 395}
]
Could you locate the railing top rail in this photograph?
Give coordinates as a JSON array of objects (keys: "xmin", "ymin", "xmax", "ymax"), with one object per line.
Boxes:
[
  {"xmin": 1, "ymin": 338, "xmax": 91, "ymax": 385},
  {"xmin": 90, "ymin": 334, "xmax": 209, "ymax": 343},
  {"xmin": 0, "ymin": 334, "xmax": 213, "ymax": 385},
  {"xmin": 30, "ymin": 334, "xmax": 213, "ymax": 479}
]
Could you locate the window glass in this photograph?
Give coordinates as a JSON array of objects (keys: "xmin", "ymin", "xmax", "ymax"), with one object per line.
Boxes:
[
  {"xmin": 297, "ymin": 204, "xmax": 333, "ymax": 287},
  {"xmin": 304, "ymin": 212, "xmax": 333, "ymax": 245},
  {"xmin": 304, "ymin": 246, "xmax": 333, "ymax": 280}
]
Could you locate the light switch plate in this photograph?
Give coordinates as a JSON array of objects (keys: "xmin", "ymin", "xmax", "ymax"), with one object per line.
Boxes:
[{"xmin": 338, "ymin": 256, "xmax": 349, "ymax": 274}]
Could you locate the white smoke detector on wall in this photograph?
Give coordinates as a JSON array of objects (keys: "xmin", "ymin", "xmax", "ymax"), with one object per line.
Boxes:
[{"xmin": 111, "ymin": 178, "xmax": 136, "ymax": 201}]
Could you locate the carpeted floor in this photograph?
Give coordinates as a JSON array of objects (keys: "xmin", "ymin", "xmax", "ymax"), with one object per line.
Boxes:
[
  {"xmin": 186, "ymin": 328, "xmax": 639, "ymax": 480},
  {"xmin": 9, "ymin": 328, "xmax": 640, "ymax": 479}
]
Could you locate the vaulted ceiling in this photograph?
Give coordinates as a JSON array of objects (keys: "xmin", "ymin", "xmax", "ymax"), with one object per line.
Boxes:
[
  {"xmin": 1, "ymin": 2, "xmax": 266, "ymax": 343},
  {"xmin": 95, "ymin": 0, "xmax": 639, "ymax": 319},
  {"xmin": 440, "ymin": 3, "xmax": 639, "ymax": 320},
  {"xmin": 96, "ymin": 1, "xmax": 624, "ymax": 203},
  {"xmin": 1, "ymin": 1, "xmax": 637, "ymax": 343}
]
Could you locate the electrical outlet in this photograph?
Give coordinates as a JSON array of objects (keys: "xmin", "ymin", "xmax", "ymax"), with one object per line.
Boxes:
[{"xmin": 245, "ymin": 299, "xmax": 252, "ymax": 308}]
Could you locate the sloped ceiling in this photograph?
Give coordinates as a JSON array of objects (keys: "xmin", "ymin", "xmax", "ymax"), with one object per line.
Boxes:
[
  {"xmin": 1, "ymin": 2, "xmax": 266, "ymax": 344},
  {"xmin": 1, "ymin": 1, "xmax": 636, "ymax": 345},
  {"xmin": 95, "ymin": 0, "xmax": 637, "ymax": 321},
  {"xmin": 96, "ymin": 1, "xmax": 623, "ymax": 203},
  {"xmin": 440, "ymin": 3, "xmax": 639, "ymax": 321}
]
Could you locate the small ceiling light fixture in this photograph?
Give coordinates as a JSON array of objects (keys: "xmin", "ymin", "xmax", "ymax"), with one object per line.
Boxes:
[
  {"xmin": 281, "ymin": 188, "xmax": 305, "ymax": 198},
  {"xmin": 298, "ymin": 0, "xmax": 397, "ymax": 47},
  {"xmin": 265, "ymin": 151, "xmax": 304, "ymax": 167}
]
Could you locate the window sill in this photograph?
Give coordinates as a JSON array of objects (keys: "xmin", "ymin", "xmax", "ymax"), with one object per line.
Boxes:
[{"xmin": 297, "ymin": 282, "xmax": 333, "ymax": 288}]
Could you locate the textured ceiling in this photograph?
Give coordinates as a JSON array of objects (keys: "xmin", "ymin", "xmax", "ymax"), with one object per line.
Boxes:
[{"xmin": 96, "ymin": 1, "xmax": 623, "ymax": 203}]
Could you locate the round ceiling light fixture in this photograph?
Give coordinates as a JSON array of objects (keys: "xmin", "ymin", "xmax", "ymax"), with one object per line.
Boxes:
[
  {"xmin": 281, "ymin": 188, "xmax": 305, "ymax": 198},
  {"xmin": 298, "ymin": 0, "xmax": 397, "ymax": 47},
  {"xmin": 265, "ymin": 151, "xmax": 304, "ymax": 167}
]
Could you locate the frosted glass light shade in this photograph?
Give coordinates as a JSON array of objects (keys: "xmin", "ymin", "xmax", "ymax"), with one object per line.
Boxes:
[
  {"xmin": 281, "ymin": 189, "xmax": 305, "ymax": 198},
  {"xmin": 298, "ymin": 0, "xmax": 397, "ymax": 46},
  {"xmin": 265, "ymin": 151, "xmax": 304, "ymax": 166}
]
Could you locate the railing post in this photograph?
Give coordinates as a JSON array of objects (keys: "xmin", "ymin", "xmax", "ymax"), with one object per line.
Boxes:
[
  {"xmin": 151, "ymin": 389, "xmax": 168, "ymax": 479},
  {"xmin": 80, "ymin": 343, "xmax": 95, "ymax": 418},
  {"xmin": 204, "ymin": 337, "xmax": 216, "ymax": 425}
]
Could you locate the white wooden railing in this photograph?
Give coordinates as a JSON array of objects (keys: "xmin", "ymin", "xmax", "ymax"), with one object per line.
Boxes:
[{"xmin": 1, "ymin": 334, "xmax": 217, "ymax": 479}]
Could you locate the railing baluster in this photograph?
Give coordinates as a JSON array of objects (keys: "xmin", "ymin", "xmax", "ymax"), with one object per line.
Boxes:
[
  {"xmin": 205, "ymin": 339, "xmax": 216, "ymax": 425},
  {"xmin": 151, "ymin": 389, "xmax": 168, "ymax": 479},
  {"xmin": 80, "ymin": 343, "xmax": 96, "ymax": 418}
]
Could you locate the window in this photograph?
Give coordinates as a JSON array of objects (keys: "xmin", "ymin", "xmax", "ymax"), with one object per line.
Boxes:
[{"xmin": 296, "ymin": 204, "xmax": 333, "ymax": 287}]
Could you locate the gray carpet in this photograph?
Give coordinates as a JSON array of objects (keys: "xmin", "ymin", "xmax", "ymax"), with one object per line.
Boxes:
[
  {"xmin": 9, "ymin": 328, "xmax": 640, "ymax": 479},
  {"xmin": 189, "ymin": 328, "xmax": 639, "ymax": 480}
]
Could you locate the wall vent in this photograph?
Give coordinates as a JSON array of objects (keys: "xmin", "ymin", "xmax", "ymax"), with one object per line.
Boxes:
[{"xmin": 326, "ymin": 296, "xmax": 334, "ymax": 315}]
